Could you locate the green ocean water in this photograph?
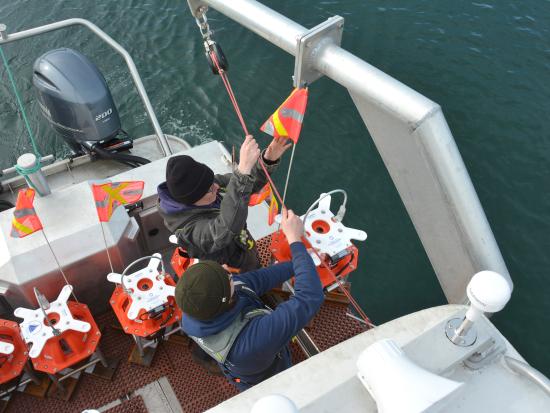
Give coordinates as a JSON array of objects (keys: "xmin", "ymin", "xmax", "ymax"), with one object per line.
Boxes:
[{"xmin": 1, "ymin": 0, "xmax": 549, "ymax": 378}]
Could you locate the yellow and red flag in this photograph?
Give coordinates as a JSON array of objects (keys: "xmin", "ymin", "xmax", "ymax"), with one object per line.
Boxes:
[
  {"xmin": 11, "ymin": 188, "xmax": 43, "ymax": 238},
  {"xmin": 92, "ymin": 181, "xmax": 144, "ymax": 222},
  {"xmin": 249, "ymin": 183, "xmax": 271, "ymax": 206},
  {"xmin": 260, "ymin": 88, "xmax": 308, "ymax": 144},
  {"xmin": 267, "ymin": 192, "xmax": 279, "ymax": 226}
]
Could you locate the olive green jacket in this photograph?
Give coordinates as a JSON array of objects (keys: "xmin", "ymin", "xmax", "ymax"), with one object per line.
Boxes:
[{"xmin": 158, "ymin": 155, "xmax": 278, "ymax": 271}]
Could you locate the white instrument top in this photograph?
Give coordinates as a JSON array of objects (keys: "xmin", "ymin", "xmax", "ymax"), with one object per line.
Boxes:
[{"xmin": 14, "ymin": 285, "xmax": 90, "ymax": 358}]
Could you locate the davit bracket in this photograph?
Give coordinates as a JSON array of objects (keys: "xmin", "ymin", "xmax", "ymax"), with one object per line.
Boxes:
[
  {"xmin": 293, "ymin": 16, "xmax": 344, "ymax": 88},
  {"xmin": 186, "ymin": 0, "xmax": 208, "ymax": 19}
]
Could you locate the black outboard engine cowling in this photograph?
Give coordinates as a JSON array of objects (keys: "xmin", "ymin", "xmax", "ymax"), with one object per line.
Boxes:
[{"xmin": 33, "ymin": 48, "xmax": 122, "ymax": 154}]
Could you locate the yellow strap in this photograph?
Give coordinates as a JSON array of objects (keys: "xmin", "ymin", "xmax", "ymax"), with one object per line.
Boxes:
[
  {"xmin": 101, "ymin": 182, "xmax": 129, "ymax": 219},
  {"xmin": 272, "ymin": 110, "xmax": 288, "ymax": 137},
  {"xmin": 12, "ymin": 218, "xmax": 33, "ymax": 235}
]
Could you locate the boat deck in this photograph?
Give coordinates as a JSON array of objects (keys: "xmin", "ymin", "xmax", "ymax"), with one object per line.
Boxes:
[
  {"xmin": 0, "ymin": 135, "xmax": 190, "ymax": 205},
  {"xmin": 1, "ymin": 236, "xmax": 367, "ymax": 413}
]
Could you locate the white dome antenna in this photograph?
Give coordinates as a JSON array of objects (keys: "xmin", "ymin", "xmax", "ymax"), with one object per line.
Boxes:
[
  {"xmin": 446, "ymin": 270, "xmax": 512, "ymax": 346},
  {"xmin": 250, "ymin": 394, "xmax": 298, "ymax": 413}
]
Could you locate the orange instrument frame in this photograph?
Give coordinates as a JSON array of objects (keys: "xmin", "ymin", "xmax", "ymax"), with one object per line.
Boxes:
[
  {"xmin": 109, "ymin": 278, "xmax": 181, "ymax": 338},
  {"xmin": 31, "ymin": 301, "xmax": 100, "ymax": 375},
  {"xmin": 170, "ymin": 247, "xmax": 196, "ymax": 277},
  {"xmin": 0, "ymin": 320, "xmax": 28, "ymax": 384},
  {"xmin": 270, "ymin": 229, "xmax": 359, "ymax": 289}
]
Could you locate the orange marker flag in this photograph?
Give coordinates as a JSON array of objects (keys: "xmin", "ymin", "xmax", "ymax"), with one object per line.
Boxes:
[
  {"xmin": 267, "ymin": 192, "xmax": 279, "ymax": 226},
  {"xmin": 249, "ymin": 183, "xmax": 271, "ymax": 206},
  {"xmin": 260, "ymin": 88, "xmax": 308, "ymax": 144},
  {"xmin": 92, "ymin": 181, "xmax": 144, "ymax": 222},
  {"xmin": 11, "ymin": 188, "xmax": 43, "ymax": 238}
]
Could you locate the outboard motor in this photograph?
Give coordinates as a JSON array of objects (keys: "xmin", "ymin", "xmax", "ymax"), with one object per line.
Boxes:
[{"xmin": 33, "ymin": 48, "xmax": 149, "ymax": 166}]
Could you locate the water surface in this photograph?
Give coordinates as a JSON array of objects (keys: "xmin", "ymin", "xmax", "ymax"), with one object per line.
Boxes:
[{"xmin": 1, "ymin": 0, "xmax": 548, "ymax": 376}]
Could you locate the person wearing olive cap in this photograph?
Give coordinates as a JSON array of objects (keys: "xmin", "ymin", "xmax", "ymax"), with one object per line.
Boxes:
[
  {"xmin": 176, "ymin": 209, "xmax": 324, "ymax": 391},
  {"xmin": 157, "ymin": 135, "xmax": 291, "ymax": 272}
]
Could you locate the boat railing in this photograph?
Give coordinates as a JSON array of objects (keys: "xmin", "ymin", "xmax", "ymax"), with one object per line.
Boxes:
[
  {"xmin": 504, "ymin": 356, "xmax": 550, "ymax": 396},
  {"xmin": 186, "ymin": 0, "xmax": 512, "ymax": 304},
  {"xmin": 0, "ymin": 19, "xmax": 173, "ymax": 157}
]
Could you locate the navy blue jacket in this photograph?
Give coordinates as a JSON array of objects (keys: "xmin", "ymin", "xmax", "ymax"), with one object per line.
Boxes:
[{"xmin": 181, "ymin": 242, "xmax": 324, "ymax": 390}]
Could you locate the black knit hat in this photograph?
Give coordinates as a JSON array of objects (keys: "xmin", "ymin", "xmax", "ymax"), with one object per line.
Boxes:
[
  {"xmin": 166, "ymin": 155, "xmax": 214, "ymax": 205},
  {"xmin": 174, "ymin": 261, "xmax": 232, "ymax": 320}
]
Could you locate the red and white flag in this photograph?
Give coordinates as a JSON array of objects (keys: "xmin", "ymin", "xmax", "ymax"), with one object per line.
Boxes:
[
  {"xmin": 11, "ymin": 188, "xmax": 43, "ymax": 238},
  {"xmin": 92, "ymin": 181, "xmax": 144, "ymax": 222}
]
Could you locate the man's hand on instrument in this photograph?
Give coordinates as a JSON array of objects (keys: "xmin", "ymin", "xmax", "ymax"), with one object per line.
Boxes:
[
  {"xmin": 281, "ymin": 208, "xmax": 304, "ymax": 244},
  {"xmin": 264, "ymin": 137, "xmax": 292, "ymax": 162},
  {"xmin": 238, "ymin": 135, "xmax": 261, "ymax": 175}
]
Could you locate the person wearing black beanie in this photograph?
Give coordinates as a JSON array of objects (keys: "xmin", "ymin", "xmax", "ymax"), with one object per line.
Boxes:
[{"xmin": 157, "ymin": 135, "xmax": 291, "ymax": 272}]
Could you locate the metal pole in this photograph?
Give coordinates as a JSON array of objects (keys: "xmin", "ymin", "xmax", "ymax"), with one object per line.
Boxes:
[
  {"xmin": 56, "ymin": 357, "xmax": 104, "ymax": 382},
  {"xmin": 505, "ymin": 356, "xmax": 550, "ymax": 396},
  {"xmin": 281, "ymin": 143, "xmax": 296, "ymax": 207},
  {"xmin": 16, "ymin": 154, "xmax": 51, "ymax": 197},
  {"xmin": 0, "ymin": 19, "xmax": 172, "ymax": 156},
  {"xmin": 196, "ymin": 0, "xmax": 512, "ymax": 303},
  {"xmin": 191, "ymin": 0, "xmax": 305, "ymax": 55},
  {"xmin": 40, "ymin": 231, "xmax": 79, "ymax": 303},
  {"xmin": 0, "ymin": 377, "xmax": 34, "ymax": 398},
  {"xmin": 100, "ymin": 223, "xmax": 115, "ymax": 274},
  {"xmin": 198, "ymin": 0, "xmax": 435, "ymax": 126}
]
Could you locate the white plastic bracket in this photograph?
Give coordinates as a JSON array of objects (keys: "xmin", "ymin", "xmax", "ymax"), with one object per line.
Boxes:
[
  {"xmin": 107, "ymin": 253, "xmax": 176, "ymax": 320},
  {"xmin": 14, "ymin": 285, "xmax": 91, "ymax": 358},
  {"xmin": 304, "ymin": 194, "xmax": 367, "ymax": 264},
  {"xmin": 0, "ymin": 341, "xmax": 14, "ymax": 355}
]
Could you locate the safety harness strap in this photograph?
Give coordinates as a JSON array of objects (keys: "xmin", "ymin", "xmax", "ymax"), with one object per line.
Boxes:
[{"xmin": 188, "ymin": 282, "xmax": 270, "ymax": 365}]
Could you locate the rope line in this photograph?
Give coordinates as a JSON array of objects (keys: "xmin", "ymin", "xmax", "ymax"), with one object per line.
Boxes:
[
  {"xmin": 208, "ymin": 48, "xmax": 373, "ymax": 328},
  {"xmin": 0, "ymin": 46, "xmax": 41, "ymax": 157},
  {"xmin": 41, "ymin": 231, "xmax": 80, "ymax": 303},
  {"xmin": 210, "ymin": 51, "xmax": 249, "ymax": 135}
]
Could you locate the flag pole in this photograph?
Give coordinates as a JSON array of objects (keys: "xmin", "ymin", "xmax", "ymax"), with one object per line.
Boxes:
[
  {"xmin": 99, "ymin": 222, "xmax": 115, "ymax": 274},
  {"xmin": 278, "ymin": 143, "xmax": 297, "ymax": 229},
  {"xmin": 281, "ymin": 143, "xmax": 296, "ymax": 207},
  {"xmin": 40, "ymin": 231, "xmax": 79, "ymax": 303}
]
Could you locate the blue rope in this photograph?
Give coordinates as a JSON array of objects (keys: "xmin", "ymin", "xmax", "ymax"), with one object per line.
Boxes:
[{"xmin": 0, "ymin": 45, "xmax": 41, "ymax": 157}]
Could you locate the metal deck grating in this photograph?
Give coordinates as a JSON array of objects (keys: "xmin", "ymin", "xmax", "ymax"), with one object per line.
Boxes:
[
  {"xmin": 4, "ymin": 235, "xmax": 367, "ymax": 412},
  {"xmin": 105, "ymin": 396, "xmax": 148, "ymax": 413}
]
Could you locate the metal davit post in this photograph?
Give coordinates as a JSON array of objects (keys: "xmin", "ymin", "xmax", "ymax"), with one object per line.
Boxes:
[
  {"xmin": 0, "ymin": 19, "xmax": 173, "ymax": 157},
  {"xmin": 189, "ymin": 0, "xmax": 512, "ymax": 303}
]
